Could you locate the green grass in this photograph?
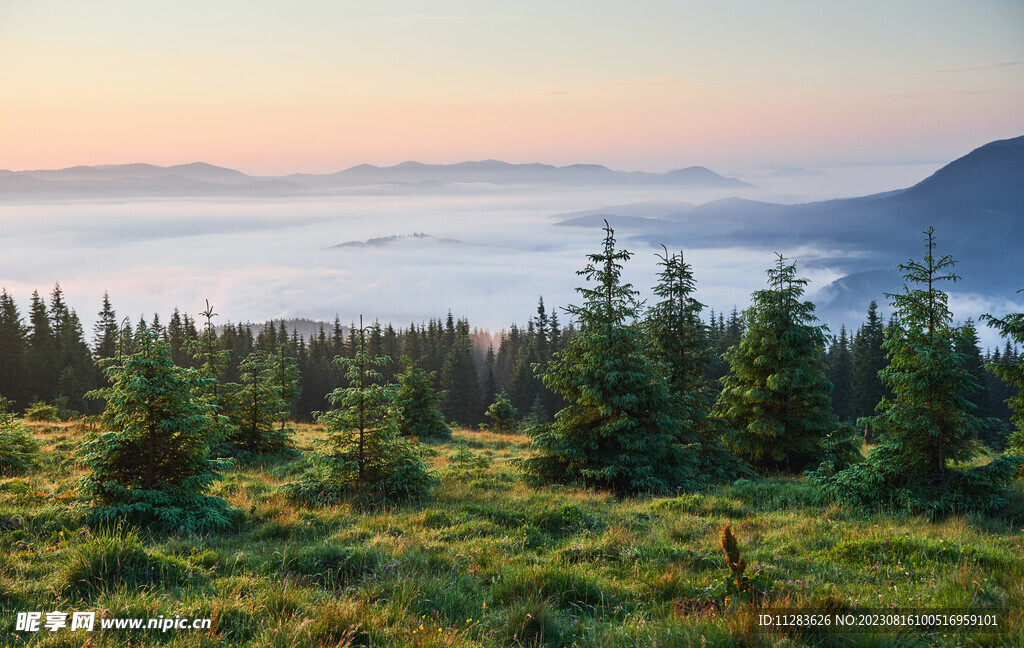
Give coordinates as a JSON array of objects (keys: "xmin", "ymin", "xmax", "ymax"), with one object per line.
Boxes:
[{"xmin": 0, "ymin": 421, "xmax": 1021, "ymax": 647}]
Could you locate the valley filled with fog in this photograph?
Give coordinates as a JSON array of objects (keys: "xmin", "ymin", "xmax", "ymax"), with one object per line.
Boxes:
[{"xmin": 2, "ymin": 155, "xmax": 1019, "ymax": 348}]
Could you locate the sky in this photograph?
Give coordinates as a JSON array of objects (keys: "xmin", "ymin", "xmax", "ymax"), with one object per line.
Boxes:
[{"xmin": 2, "ymin": 0, "xmax": 1023, "ymax": 175}]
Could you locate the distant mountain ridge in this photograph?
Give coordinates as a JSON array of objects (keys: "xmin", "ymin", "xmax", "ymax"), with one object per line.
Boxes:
[
  {"xmin": 0, "ymin": 159, "xmax": 752, "ymax": 198},
  {"xmin": 555, "ymin": 135, "xmax": 1024, "ymax": 325}
]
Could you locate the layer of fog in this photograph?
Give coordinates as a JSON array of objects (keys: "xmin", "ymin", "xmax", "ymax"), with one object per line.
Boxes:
[{"xmin": 1, "ymin": 161, "xmax": 1016, "ymax": 350}]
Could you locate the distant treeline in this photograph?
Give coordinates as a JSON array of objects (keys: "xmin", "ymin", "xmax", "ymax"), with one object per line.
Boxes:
[{"xmin": 0, "ymin": 285, "xmax": 1019, "ymax": 445}]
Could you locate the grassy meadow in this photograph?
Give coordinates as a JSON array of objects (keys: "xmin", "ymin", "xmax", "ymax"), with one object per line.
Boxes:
[{"xmin": 1, "ymin": 420, "xmax": 1022, "ymax": 647}]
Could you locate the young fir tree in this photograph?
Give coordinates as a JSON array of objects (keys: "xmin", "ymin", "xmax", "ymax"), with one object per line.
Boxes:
[
  {"xmin": 981, "ymin": 300, "xmax": 1024, "ymax": 459},
  {"xmin": 0, "ymin": 397, "xmax": 41, "ymax": 475},
  {"xmin": 715, "ymin": 254, "xmax": 852, "ymax": 473},
  {"xmin": 394, "ymin": 360, "xmax": 451, "ymax": 440},
  {"xmin": 81, "ymin": 327, "xmax": 235, "ymax": 532},
  {"xmin": 815, "ymin": 229, "xmax": 1021, "ymax": 514},
  {"xmin": 485, "ymin": 391, "xmax": 518, "ymax": 433},
  {"xmin": 226, "ymin": 350, "xmax": 293, "ymax": 455},
  {"xmin": 290, "ymin": 318, "xmax": 430, "ymax": 502},
  {"xmin": 525, "ymin": 222, "xmax": 696, "ymax": 494},
  {"xmin": 187, "ymin": 300, "xmax": 238, "ymax": 452}
]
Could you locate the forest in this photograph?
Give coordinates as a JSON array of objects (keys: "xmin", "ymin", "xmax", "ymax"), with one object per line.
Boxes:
[{"xmin": 1, "ymin": 224, "xmax": 1022, "ymax": 647}]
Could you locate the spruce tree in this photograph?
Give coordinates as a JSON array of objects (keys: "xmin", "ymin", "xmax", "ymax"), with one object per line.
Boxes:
[
  {"xmin": 485, "ymin": 391, "xmax": 518, "ymax": 433},
  {"xmin": 92, "ymin": 292, "xmax": 119, "ymax": 362},
  {"xmin": 26, "ymin": 290, "xmax": 57, "ymax": 405},
  {"xmin": 645, "ymin": 247, "xmax": 716, "ymax": 439},
  {"xmin": 525, "ymin": 222, "xmax": 695, "ymax": 494},
  {"xmin": 826, "ymin": 326, "xmax": 854, "ymax": 422},
  {"xmin": 815, "ymin": 229, "xmax": 1021, "ymax": 514},
  {"xmin": 645, "ymin": 247, "xmax": 748, "ymax": 482},
  {"xmin": 0, "ymin": 290, "xmax": 27, "ymax": 408},
  {"xmin": 395, "ymin": 361, "xmax": 451, "ymax": 440},
  {"xmin": 81, "ymin": 327, "xmax": 235, "ymax": 532},
  {"xmin": 850, "ymin": 301, "xmax": 887, "ymax": 436},
  {"xmin": 981, "ymin": 301, "xmax": 1024, "ymax": 457},
  {"xmin": 715, "ymin": 255, "xmax": 849, "ymax": 473},
  {"xmin": 440, "ymin": 329, "xmax": 482, "ymax": 427},
  {"xmin": 227, "ymin": 350, "xmax": 293, "ymax": 455},
  {"xmin": 290, "ymin": 318, "xmax": 430, "ymax": 501},
  {"xmin": 0, "ymin": 397, "xmax": 40, "ymax": 475}
]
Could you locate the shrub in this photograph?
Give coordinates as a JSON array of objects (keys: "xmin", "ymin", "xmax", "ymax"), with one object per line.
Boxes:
[{"xmin": 0, "ymin": 398, "xmax": 41, "ymax": 475}]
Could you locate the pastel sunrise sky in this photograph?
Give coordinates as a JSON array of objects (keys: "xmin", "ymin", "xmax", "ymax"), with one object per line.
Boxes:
[{"xmin": 2, "ymin": 0, "xmax": 1022, "ymax": 174}]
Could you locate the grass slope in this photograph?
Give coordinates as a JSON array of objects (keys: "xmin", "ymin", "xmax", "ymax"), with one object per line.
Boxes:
[{"xmin": 1, "ymin": 421, "xmax": 1021, "ymax": 647}]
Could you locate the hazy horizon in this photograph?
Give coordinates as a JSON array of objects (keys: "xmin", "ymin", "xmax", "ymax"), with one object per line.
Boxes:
[{"xmin": 2, "ymin": 2, "xmax": 1022, "ymax": 174}]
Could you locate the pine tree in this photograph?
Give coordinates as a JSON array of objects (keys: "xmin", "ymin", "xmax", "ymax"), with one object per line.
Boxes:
[
  {"xmin": 227, "ymin": 350, "xmax": 293, "ymax": 455},
  {"xmin": 440, "ymin": 329, "xmax": 482, "ymax": 427},
  {"xmin": 826, "ymin": 325, "xmax": 854, "ymax": 422},
  {"xmin": 81, "ymin": 327, "xmax": 235, "ymax": 532},
  {"xmin": 26, "ymin": 290, "xmax": 57, "ymax": 405},
  {"xmin": 395, "ymin": 361, "xmax": 451, "ymax": 440},
  {"xmin": 0, "ymin": 396, "xmax": 40, "ymax": 475},
  {"xmin": 645, "ymin": 247, "xmax": 717, "ymax": 439},
  {"xmin": 485, "ymin": 391, "xmax": 518, "ymax": 433},
  {"xmin": 645, "ymin": 247, "xmax": 748, "ymax": 482},
  {"xmin": 815, "ymin": 229, "xmax": 1021, "ymax": 514},
  {"xmin": 981, "ymin": 300, "xmax": 1024, "ymax": 457},
  {"xmin": 715, "ymin": 254, "xmax": 848, "ymax": 473},
  {"xmin": 0, "ymin": 290, "xmax": 28, "ymax": 408},
  {"xmin": 92, "ymin": 292, "xmax": 119, "ymax": 362},
  {"xmin": 851, "ymin": 300, "xmax": 887, "ymax": 436},
  {"xmin": 290, "ymin": 318, "xmax": 431, "ymax": 501},
  {"xmin": 525, "ymin": 222, "xmax": 696, "ymax": 494}
]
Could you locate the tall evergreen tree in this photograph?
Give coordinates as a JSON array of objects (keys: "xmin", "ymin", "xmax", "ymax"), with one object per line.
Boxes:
[
  {"xmin": 0, "ymin": 290, "xmax": 27, "ymax": 408},
  {"xmin": 26, "ymin": 290, "xmax": 57, "ymax": 404},
  {"xmin": 645, "ymin": 247, "xmax": 717, "ymax": 439},
  {"xmin": 850, "ymin": 301, "xmax": 888, "ymax": 435},
  {"xmin": 440, "ymin": 330, "xmax": 482, "ymax": 427},
  {"xmin": 981, "ymin": 300, "xmax": 1024, "ymax": 457},
  {"xmin": 715, "ymin": 255, "xmax": 846, "ymax": 472},
  {"xmin": 93, "ymin": 292, "xmax": 119, "ymax": 362},
  {"xmin": 826, "ymin": 325, "xmax": 854, "ymax": 422},
  {"xmin": 525, "ymin": 223, "xmax": 696, "ymax": 493},
  {"xmin": 816, "ymin": 229, "xmax": 1020, "ymax": 514}
]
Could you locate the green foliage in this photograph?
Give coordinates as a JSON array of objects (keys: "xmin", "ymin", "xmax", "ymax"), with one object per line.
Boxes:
[
  {"xmin": 440, "ymin": 326, "xmax": 483, "ymax": 427},
  {"xmin": 287, "ymin": 320, "xmax": 431, "ymax": 502},
  {"xmin": 23, "ymin": 399, "xmax": 59, "ymax": 422},
  {"xmin": 981, "ymin": 303, "xmax": 1024, "ymax": 458},
  {"xmin": 646, "ymin": 246, "xmax": 750, "ymax": 483},
  {"xmin": 485, "ymin": 391, "xmax": 518, "ymax": 433},
  {"xmin": 814, "ymin": 228, "xmax": 1021, "ymax": 514},
  {"xmin": 395, "ymin": 361, "xmax": 451, "ymax": 439},
  {"xmin": 63, "ymin": 526, "xmax": 196, "ymax": 598},
  {"xmin": 525, "ymin": 223, "xmax": 698, "ymax": 494},
  {"xmin": 225, "ymin": 350, "xmax": 294, "ymax": 455},
  {"xmin": 81, "ymin": 327, "xmax": 236, "ymax": 533},
  {"xmin": 0, "ymin": 397, "xmax": 41, "ymax": 475},
  {"xmin": 715, "ymin": 254, "xmax": 848, "ymax": 473}
]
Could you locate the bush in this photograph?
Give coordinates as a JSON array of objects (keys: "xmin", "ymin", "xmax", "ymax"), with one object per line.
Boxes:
[
  {"xmin": 0, "ymin": 397, "xmax": 41, "ymax": 475},
  {"xmin": 23, "ymin": 400, "xmax": 59, "ymax": 422}
]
